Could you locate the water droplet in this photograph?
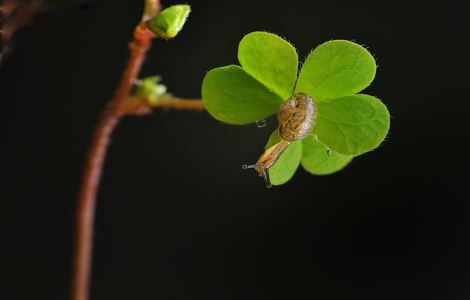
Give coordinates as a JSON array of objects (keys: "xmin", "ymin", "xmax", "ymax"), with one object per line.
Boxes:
[
  {"xmin": 255, "ymin": 119, "xmax": 267, "ymax": 128},
  {"xmin": 327, "ymin": 149, "xmax": 332, "ymax": 156}
]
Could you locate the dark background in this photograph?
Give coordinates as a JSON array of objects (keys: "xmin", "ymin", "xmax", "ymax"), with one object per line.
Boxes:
[{"xmin": 3, "ymin": 0, "xmax": 470, "ymax": 299}]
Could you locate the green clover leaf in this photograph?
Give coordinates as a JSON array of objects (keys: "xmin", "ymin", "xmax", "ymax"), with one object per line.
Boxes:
[
  {"xmin": 295, "ymin": 40, "xmax": 376, "ymax": 101},
  {"xmin": 265, "ymin": 129, "xmax": 302, "ymax": 185},
  {"xmin": 314, "ymin": 94, "xmax": 390, "ymax": 155},
  {"xmin": 202, "ymin": 31, "xmax": 390, "ymax": 186},
  {"xmin": 301, "ymin": 135, "xmax": 352, "ymax": 175},
  {"xmin": 238, "ymin": 31, "xmax": 298, "ymax": 99},
  {"xmin": 202, "ymin": 65, "xmax": 283, "ymax": 124}
]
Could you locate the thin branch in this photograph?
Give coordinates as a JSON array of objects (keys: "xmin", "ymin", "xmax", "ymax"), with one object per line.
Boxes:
[
  {"xmin": 155, "ymin": 98, "xmax": 205, "ymax": 110},
  {"xmin": 121, "ymin": 97, "xmax": 205, "ymax": 115},
  {"xmin": 71, "ymin": 1, "xmax": 161, "ymax": 300}
]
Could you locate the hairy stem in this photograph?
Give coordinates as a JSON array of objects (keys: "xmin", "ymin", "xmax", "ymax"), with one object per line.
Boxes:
[{"xmin": 71, "ymin": 2, "xmax": 164, "ymax": 300}]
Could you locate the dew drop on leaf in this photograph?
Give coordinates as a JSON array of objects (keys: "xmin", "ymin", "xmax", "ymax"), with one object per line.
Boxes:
[{"xmin": 255, "ymin": 119, "xmax": 267, "ymax": 128}]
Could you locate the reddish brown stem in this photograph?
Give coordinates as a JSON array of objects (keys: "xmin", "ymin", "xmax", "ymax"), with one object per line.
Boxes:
[
  {"xmin": 71, "ymin": 1, "xmax": 160, "ymax": 300},
  {"xmin": 155, "ymin": 98, "xmax": 205, "ymax": 110},
  {"xmin": 72, "ymin": 106, "xmax": 117, "ymax": 300}
]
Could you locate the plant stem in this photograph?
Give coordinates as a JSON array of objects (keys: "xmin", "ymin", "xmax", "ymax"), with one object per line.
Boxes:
[
  {"xmin": 122, "ymin": 97, "xmax": 205, "ymax": 115},
  {"xmin": 72, "ymin": 104, "xmax": 118, "ymax": 300},
  {"xmin": 71, "ymin": 1, "xmax": 166, "ymax": 300},
  {"xmin": 155, "ymin": 98, "xmax": 205, "ymax": 110}
]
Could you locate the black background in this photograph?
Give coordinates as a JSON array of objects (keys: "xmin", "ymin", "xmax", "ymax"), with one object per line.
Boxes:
[{"xmin": 3, "ymin": 0, "xmax": 470, "ymax": 299}]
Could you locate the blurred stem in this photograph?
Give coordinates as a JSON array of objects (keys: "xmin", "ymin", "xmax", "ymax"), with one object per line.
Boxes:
[
  {"xmin": 71, "ymin": 1, "xmax": 204, "ymax": 300},
  {"xmin": 122, "ymin": 97, "xmax": 205, "ymax": 115},
  {"xmin": 71, "ymin": 1, "xmax": 158, "ymax": 297},
  {"xmin": 154, "ymin": 98, "xmax": 205, "ymax": 110}
]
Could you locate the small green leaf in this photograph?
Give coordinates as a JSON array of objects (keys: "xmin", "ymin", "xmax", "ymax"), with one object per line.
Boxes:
[
  {"xmin": 202, "ymin": 65, "xmax": 284, "ymax": 125},
  {"xmin": 314, "ymin": 94, "xmax": 390, "ymax": 155},
  {"xmin": 295, "ymin": 40, "xmax": 376, "ymax": 101},
  {"xmin": 147, "ymin": 5, "xmax": 191, "ymax": 39},
  {"xmin": 135, "ymin": 76, "xmax": 167, "ymax": 103},
  {"xmin": 238, "ymin": 32, "xmax": 298, "ymax": 100},
  {"xmin": 301, "ymin": 136, "xmax": 353, "ymax": 175},
  {"xmin": 265, "ymin": 130, "xmax": 302, "ymax": 185}
]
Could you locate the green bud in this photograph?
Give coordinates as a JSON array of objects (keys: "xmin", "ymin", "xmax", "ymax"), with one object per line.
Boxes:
[
  {"xmin": 146, "ymin": 5, "xmax": 191, "ymax": 39},
  {"xmin": 136, "ymin": 76, "xmax": 168, "ymax": 104}
]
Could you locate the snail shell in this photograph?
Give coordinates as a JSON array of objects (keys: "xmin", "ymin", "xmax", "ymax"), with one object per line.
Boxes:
[{"xmin": 278, "ymin": 93, "xmax": 317, "ymax": 141}]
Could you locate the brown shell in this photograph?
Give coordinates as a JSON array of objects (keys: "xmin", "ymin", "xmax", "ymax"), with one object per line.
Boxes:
[{"xmin": 277, "ymin": 93, "xmax": 317, "ymax": 141}]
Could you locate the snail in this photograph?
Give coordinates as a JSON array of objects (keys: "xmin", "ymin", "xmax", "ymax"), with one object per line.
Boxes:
[{"xmin": 242, "ymin": 93, "xmax": 317, "ymax": 187}]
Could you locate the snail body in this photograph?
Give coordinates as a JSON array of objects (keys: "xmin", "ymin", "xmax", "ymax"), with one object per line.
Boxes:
[{"xmin": 243, "ymin": 93, "xmax": 317, "ymax": 187}]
